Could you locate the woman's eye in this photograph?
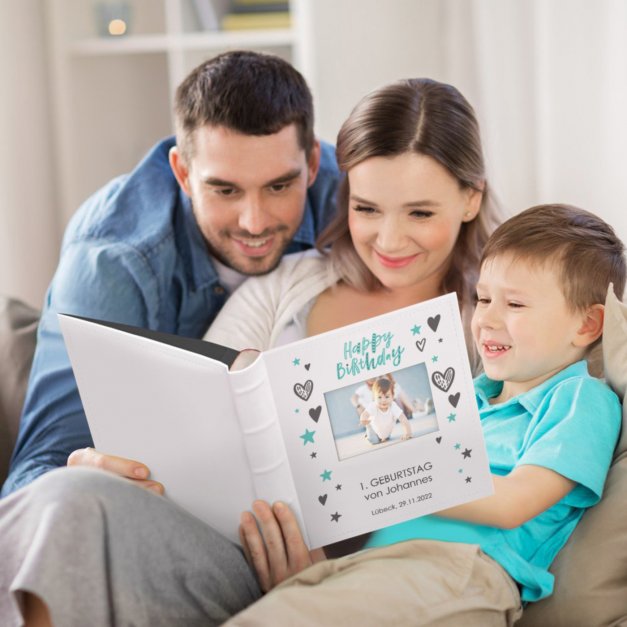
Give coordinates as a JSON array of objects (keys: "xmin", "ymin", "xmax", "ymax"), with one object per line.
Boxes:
[
  {"xmin": 410, "ymin": 210, "xmax": 434, "ymax": 219},
  {"xmin": 352, "ymin": 204, "xmax": 377, "ymax": 214}
]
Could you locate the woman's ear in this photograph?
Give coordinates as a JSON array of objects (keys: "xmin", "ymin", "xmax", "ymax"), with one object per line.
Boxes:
[
  {"xmin": 462, "ymin": 183, "xmax": 484, "ymax": 222},
  {"xmin": 573, "ymin": 304, "xmax": 605, "ymax": 348},
  {"xmin": 169, "ymin": 146, "xmax": 191, "ymax": 196}
]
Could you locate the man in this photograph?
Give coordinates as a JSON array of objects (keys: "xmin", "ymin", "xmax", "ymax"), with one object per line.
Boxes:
[{"xmin": 1, "ymin": 50, "xmax": 339, "ymax": 497}]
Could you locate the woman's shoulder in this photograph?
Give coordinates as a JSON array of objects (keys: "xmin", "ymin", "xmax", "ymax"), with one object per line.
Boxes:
[{"xmin": 279, "ymin": 249, "xmax": 332, "ymax": 276}]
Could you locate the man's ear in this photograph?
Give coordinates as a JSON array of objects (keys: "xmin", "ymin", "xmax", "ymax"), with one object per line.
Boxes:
[
  {"xmin": 306, "ymin": 139, "xmax": 321, "ymax": 188},
  {"xmin": 169, "ymin": 146, "xmax": 191, "ymax": 196},
  {"xmin": 573, "ymin": 304, "xmax": 605, "ymax": 347}
]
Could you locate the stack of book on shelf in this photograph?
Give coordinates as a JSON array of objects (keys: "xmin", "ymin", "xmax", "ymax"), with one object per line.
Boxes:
[
  {"xmin": 221, "ymin": 0, "xmax": 290, "ymax": 31},
  {"xmin": 192, "ymin": 0, "xmax": 220, "ymax": 31}
]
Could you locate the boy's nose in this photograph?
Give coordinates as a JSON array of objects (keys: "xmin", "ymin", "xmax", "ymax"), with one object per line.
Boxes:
[{"xmin": 476, "ymin": 304, "xmax": 501, "ymax": 329}]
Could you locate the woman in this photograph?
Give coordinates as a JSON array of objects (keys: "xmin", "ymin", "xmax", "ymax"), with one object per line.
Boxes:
[{"xmin": 8, "ymin": 78, "xmax": 502, "ymax": 627}]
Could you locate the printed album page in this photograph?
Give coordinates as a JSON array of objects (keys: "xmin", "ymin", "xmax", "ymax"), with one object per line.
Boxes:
[{"xmin": 261, "ymin": 292, "xmax": 493, "ymax": 547}]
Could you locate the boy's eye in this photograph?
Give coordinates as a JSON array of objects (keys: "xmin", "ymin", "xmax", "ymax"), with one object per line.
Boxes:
[{"xmin": 508, "ymin": 302, "xmax": 525, "ymax": 309}]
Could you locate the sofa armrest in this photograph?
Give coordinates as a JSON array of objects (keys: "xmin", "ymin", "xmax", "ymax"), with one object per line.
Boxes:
[{"xmin": 0, "ymin": 296, "xmax": 39, "ymax": 485}]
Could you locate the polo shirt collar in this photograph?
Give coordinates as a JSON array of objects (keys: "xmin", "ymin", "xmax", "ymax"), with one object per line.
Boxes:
[{"xmin": 475, "ymin": 360, "xmax": 589, "ymax": 413}]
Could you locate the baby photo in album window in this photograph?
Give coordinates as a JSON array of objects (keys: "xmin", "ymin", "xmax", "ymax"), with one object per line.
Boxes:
[{"xmin": 324, "ymin": 364, "xmax": 438, "ymax": 461}]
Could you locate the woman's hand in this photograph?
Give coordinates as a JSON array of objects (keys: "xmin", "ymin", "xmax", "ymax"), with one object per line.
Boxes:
[
  {"xmin": 239, "ymin": 500, "xmax": 325, "ymax": 592},
  {"xmin": 66, "ymin": 447, "xmax": 164, "ymax": 494}
]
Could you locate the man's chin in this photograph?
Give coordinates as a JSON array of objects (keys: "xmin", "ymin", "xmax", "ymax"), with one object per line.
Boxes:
[{"xmin": 226, "ymin": 250, "xmax": 285, "ymax": 277}]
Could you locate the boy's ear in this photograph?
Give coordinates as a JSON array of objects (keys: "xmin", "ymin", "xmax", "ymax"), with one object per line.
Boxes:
[{"xmin": 573, "ymin": 304, "xmax": 605, "ymax": 348}]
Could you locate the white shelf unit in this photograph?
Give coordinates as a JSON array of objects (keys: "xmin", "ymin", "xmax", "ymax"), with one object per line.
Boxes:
[{"xmin": 46, "ymin": 0, "xmax": 302, "ymax": 224}]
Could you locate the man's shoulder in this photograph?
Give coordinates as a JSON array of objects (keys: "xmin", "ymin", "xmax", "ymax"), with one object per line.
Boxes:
[
  {"xmin": 305, "ymin": 139, "xmax": 339, "ymax": 208},
  {"xmin": 317, "ymin": 139, "xmax": 339, "ymax": 175},
  {"xmin": 64, "ymin": 137, "xmax": 181, "ymax": 250}
]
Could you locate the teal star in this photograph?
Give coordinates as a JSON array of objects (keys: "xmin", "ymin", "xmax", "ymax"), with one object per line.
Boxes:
[
  {"xmin": 447, "ymin": 413, "xmax": 456, "ymax": 423},
  {"xmin": 294, "ymin": 408, "xmax": 300, "ymax": 413},
  {"xmin": 292, "ymin": 358, "xmax": 300, "ymax": 366},
  {"xmin": 454, "ymin": 443, "xmax": 461, "ymax": 450},
  {"xmin": 431, "ymin": 355, "xmax": 439, "ymax": 363},
  {"xmin": 411, "ymin": 325, "xmax": 422, "ymax": 335},
  {"xmin": 458, "ymin": 468, "xmax": 463, "ymax": 473},
  {"xmin": 300, "ymin": 429, "xmax": 315, "ymax": 445},
  {"xmin": 320, "ymin": 469, "xmax": 332, "ymax": 481}
]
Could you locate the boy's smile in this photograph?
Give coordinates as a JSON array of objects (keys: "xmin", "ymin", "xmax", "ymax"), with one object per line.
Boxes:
[{"xmin": 471, "ymin": 253, "xmax": 590, "ymax": 401}]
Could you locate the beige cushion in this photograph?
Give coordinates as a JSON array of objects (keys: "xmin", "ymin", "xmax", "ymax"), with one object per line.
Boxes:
[
  {"xmin": 519, "ymin": 286, "xmax": 627, "ymax": 627},
  {"xmin": 0, "ymin": 296, "xmax": 39, "ymax": 484}
]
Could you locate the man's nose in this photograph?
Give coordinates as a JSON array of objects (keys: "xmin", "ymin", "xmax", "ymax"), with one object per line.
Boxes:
[{"xmin": 238, "ymin": 196, "xmax": 270, "ymax": 235}]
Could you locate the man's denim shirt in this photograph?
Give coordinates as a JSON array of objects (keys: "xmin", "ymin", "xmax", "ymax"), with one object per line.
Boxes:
[{"xmin": 2, "ymin": 137, "xmax": 340, "ymax": 496}]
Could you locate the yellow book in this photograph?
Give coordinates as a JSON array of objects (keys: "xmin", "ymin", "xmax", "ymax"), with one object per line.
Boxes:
[
  {"xmin": 221, "ymin": 11, "xmax": 291, "ymax": 30},
  {"xmin": 233, "ymin": 0, "xmax": 288, "ymax": 6}
]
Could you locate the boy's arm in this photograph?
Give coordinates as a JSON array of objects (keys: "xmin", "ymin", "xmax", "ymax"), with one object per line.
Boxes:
[
  {"xmin": 360, "ymin": 409, "xmax": 372, "ymax": 425},
  {"xmin": 438, "ymin": 464, "xmax": 575, "ymax": 529}
]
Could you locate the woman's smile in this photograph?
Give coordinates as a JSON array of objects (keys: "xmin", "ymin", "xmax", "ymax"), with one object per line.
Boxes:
[{"xmin": 374, "ymin": 250, "xmax": 421, "ymax": 268}]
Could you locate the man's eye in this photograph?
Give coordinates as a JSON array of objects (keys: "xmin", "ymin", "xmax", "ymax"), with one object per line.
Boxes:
[
  {"xmin": 269, "ymin": 183, "xmax": 289, "ymax": 193},
  {"xmin": 216, "ymin": 188, "xmax": 237, "ymax": 196},
  {"xmin": 476, "ymin": 297, "xmax": 490, "ymax": 305},
  {"xmin": 508, "ymin": 302, "xmax": 524, "ymax": 309}
]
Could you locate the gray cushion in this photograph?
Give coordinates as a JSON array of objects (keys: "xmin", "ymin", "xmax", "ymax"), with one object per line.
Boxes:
[
  {"xmin": 0, "ymin": 296, "xmax": 39, "ymax": 484},
  {"xmin": 518, "ymin": 286, "xmax": 627, "ymax": 627}
]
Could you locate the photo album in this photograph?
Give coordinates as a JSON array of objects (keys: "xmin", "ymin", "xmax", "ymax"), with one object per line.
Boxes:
[{"xmin": 59, "ymin": 292, "xmax": 493, "ymax": 548}]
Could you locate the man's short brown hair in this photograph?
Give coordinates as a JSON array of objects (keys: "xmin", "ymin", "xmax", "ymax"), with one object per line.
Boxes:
[{"xmin": 174, "ymin": 50, "xmax": 314, "ymax": 162}]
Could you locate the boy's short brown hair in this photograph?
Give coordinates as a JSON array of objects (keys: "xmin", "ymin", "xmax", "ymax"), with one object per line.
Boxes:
[{"xmin": 481, "ymin": 204, "xmax": 626, "ymax": 311}]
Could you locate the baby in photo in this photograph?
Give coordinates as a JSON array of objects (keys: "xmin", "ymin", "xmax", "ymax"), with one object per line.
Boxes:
[{"xmin": 359, "ymin": 377, "xmax": 412, "ymax": 444}]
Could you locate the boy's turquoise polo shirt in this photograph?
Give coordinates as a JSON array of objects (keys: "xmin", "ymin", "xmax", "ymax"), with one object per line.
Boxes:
[{"xmin": 366, "ymin": 361, "xmax": 621, "ymax": 602}]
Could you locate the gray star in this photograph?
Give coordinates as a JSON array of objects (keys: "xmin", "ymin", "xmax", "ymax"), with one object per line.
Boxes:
[
  {"xmin": 462, "ymin": 448, "xmax": 472, "ymax": 459},
  {"xmin": 331, "ymin": 512, "xmax": 342, "ymax": 522}
]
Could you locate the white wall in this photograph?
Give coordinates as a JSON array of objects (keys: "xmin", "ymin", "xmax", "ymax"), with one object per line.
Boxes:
[
  {"xmin": 0, "ymin": 0, "xmax": 59, "ymax": 308},
  {"xmin": 301, "ymin": 0, "xmax": 627, "ymax": 248},
  {"xmin": 2, "ymin": 0, "xmax": 626, "ymax": 307}
]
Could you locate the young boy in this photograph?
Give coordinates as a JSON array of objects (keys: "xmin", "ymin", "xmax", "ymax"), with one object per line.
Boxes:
[
  {"xmin": 230, "ymin": 204, "xmax": 625, "ymax": 625},
  {"xmin": 359, "ymin": 377, "xmax": 412, "ymax": 444}
]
